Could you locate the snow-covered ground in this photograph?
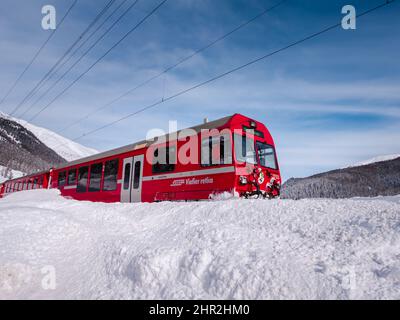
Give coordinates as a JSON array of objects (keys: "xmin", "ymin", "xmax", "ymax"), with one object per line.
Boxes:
[
  {"xmin": 0, "ymin": 112, "xmax": 98, "ymax": 161},
  {"xmin": 0, "ymin": 165, "xmax": 23, "ymax": 184},
  {"xmin": 0, "ymin": 190, "xmax": 399, "ymax": 300},
  {"xmin": 350, "ymin": 154, "xmax": 400, "ymax": 168}
]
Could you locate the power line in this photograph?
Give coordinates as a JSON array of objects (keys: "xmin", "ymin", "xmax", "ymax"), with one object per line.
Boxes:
[
  {"xmin": 20, "ymin": 0, "xmax": 137, "ymax": 119},
  {"xmin": 10, "ymin": 0, "xmax": 116, "ymax": 117},
  {"xmin": 9, "ymin": 0, "xmax": 117, "ymax": 117},
  {"xmin": 27, "ymin": 0, "xmax": 169, "ymax": 123},
  {"xmin": 57, "ymin": 0, "xmax": 289, "ymax": 134},
  {"xmin": 57, "ymin": 0, "xmax": 396, "ymax": 148},
  {"xmin": 19, "ymin": 0, "xmax": 131, "ymax": 118},
  {"xmin": 0, "ymin": 0, "xmax": 78, "ymax": 108}
]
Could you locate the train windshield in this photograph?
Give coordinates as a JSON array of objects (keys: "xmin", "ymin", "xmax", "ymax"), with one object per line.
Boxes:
[
  {"xmin": 256, "ymin": 142, "xmax": 277, "ymax": 170},
  {"xmin": 234, "ymin": 134, "xmax": 257, "ymax": 164}
]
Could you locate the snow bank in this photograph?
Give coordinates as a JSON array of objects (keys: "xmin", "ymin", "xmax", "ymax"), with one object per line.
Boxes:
[
  {"xmin": 0, "ymin": 112, "xmax": 98, "ymax": 161},
  {"xmin": 0, "ymin": 190, "xmax": 399, "ymax": 300}
]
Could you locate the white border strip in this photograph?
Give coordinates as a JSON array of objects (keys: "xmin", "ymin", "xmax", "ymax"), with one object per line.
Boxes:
[{"xmin": 142, "ymin": 166, "xmax": 235, "ymax": 182}]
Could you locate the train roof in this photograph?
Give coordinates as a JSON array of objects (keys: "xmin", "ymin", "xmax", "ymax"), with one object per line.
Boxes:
[{"xmin": 54, "ymin": 114, "xmax": 235, "ymax": 170}]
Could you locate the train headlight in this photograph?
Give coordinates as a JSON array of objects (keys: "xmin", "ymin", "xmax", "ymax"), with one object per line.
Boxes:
[{"xmin": 239, "ymin": 176, "xmax": 248, "ymax": 185}]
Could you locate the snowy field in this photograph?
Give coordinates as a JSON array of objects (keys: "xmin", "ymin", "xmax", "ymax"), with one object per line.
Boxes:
[{"xmin": 0, "ymin": 190, "xmax": 399, "ymax": 300}]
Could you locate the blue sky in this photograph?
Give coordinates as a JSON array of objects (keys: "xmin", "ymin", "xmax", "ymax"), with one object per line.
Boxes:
[{"xmin": 0, "ymin": 0, "xmax": 399, "ymax": 180}]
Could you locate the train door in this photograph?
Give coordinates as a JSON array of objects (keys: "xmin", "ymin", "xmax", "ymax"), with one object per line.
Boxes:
[{"xmin": 121, "ymin": 155, "xmax": 144, "ymax": 203}]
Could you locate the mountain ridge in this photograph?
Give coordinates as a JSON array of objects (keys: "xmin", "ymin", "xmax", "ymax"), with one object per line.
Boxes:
[
  {"xmin": 0, "ymin": 112, "xmax": 98, "ymax": 179},
  {"xmin": 281, "ymin": 156, "xmax": 400, "ymax": 199}
]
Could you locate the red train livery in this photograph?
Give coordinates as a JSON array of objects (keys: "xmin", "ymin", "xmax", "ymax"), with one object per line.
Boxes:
[{"xmin": 0, "ymin": 114, "xmax": 281, "ymax": 202}]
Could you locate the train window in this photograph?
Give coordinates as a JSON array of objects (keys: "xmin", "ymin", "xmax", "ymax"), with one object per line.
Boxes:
[
  {"xmin": 201, "ymin": 135, "xmax": 232, "ymax": 166},
  {"xmin": 58, "ymin": 171, "xmax": 67, "ymax": 188},
  {"xmin": 67, "ymin": 169, "xmax": 77, "ymax": 186},
  {"xmin": 123, "ymin": 163, "xmax": 131, "ymax": 190},
  {"xmin": 77, "ymin": 166, "xmax": 89, "ymax": 193},
  {"xmin": 103, "ymin": 159, "xmax": 119, "ymax": 191},
  {"xmin": 256, "ymin": 142, "xmax": 277, "ymax": 170},
  {"xmin": 89, "ymin": 163, "xmax": 103, "ymax": 192},
  {"xmin": 234, "ymin": 134, "xmax": 257, "ymax": 164},
  {"xmin": 133, "ymin": 161, "xmax": 141, "ymax": 189},
  {"xmin": 152, "ymin": 146, "xmax": 176, "ymax": 173}
]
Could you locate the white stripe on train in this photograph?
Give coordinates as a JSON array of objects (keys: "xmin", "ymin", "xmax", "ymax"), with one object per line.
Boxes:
[{"xmin": 142, "ymin": 166, "xmax": 235, "ymax": 182}]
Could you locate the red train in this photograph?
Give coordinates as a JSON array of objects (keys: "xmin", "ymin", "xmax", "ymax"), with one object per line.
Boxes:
[{"xmin": 0, "ymin": 114, "xmax": 281, "ymax": 202}]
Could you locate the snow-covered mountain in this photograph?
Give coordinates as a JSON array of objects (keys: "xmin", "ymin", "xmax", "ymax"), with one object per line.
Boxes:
[
  {"xmin": 0, "ymin": 112, "xmax": 97, "ymax": 161},
  {"xmin": 282, "ymin": 156, "xmax": 400, "ymax": 200},
  {"xmin": 350, "ymin": 154, "xmax": 400, "ymax": 168},
  {"xmin": 0, "ymin": 165, "xmax": 23, "ymax": 183},
  {"xmin": 1, "ymin": 189, "xmax": 399, "ymax": 299},
  {"xmin": 0, "ymin": 112, "xmax": 98, "ymax": 179}
]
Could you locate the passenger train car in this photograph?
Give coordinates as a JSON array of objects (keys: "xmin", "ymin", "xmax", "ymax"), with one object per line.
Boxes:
[{"xmin": 0, "ymin": 114, "xmax": 281, "ymax": 202}]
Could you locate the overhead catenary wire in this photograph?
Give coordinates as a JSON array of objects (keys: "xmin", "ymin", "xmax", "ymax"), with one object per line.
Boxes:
[
  {"xmin": 0, "ymin": 0, "xmax": 78, "ymax": 108},
  {"xmin": 19, "ymin": 0, "xmax": 131, "ymax": 118},
  {"xmin": 57, "ymin": 0, "xmax": 289, "ymax": 134},
  {"xmin": 9, "ymin": 0, "xmax": 117, "ymax": 117},
  {"xmin": 20, "ymin": 0, "xmax": 138, "ymax": 119},
  {"xmin": 54, "ymin": 0, "xmax": 396, "ymax": 149},
  {"xmin": 27, "ymin": 0, "xmax": 169, "ymax": 123}
]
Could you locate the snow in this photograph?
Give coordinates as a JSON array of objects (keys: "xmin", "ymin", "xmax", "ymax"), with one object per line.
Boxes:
[
  {"xmin": 0, "ymin": 165, "xmax": 23, "ymax": 183},
  {"xmin": 350, "ymin": 154, "xmax": 400, "ymax": 168},
  {"xmin": 0, "ymin": 127, "xmax": 21, "ymax": 145},
  {"xmin": 1, "ymin": 190, "xmax": 399, "ymax": 300},
  {"xmin": 0, "ymin": 112, "xmax": 98, "ymax": 161}
]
